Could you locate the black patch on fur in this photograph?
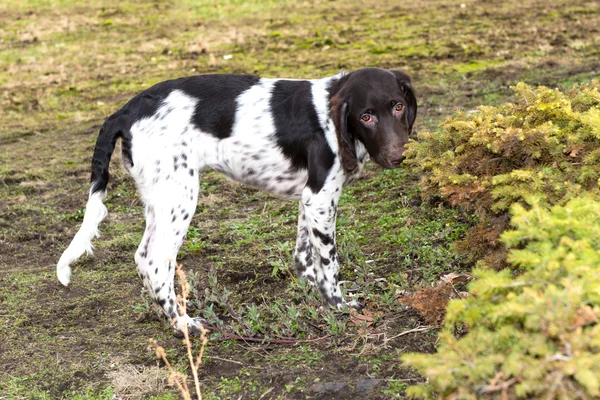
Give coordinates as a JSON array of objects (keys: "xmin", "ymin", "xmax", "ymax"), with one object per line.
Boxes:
[
  {"xmin": 178, "ymin": 74, "xmax": 260, "ymax": 139},
  {"xmin": 312, "ymin": 228, "xmax": 333, "ymax": 246},
  {"xmin": 307, "ymin": 138, "xmax": 335, "ymax": 193},
  {"xmin": 329, "ymin": 246, "xmax": 337, "ymax": 261},
  {"xmin": 295, "ymin": 256, "xmax": 306, "ymax": 274},
  {"xmin": 270, "ymin": 80, "xmax": 334, "ymax": 190}
]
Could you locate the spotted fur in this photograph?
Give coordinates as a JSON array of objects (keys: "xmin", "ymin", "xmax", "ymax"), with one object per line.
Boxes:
[{"xmin": 56, "ymin": 67, "xmax": 417, "ymax": 335}]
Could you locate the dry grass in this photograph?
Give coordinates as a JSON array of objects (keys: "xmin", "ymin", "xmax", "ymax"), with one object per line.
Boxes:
[
  {"xmin": 147, "ymin": 264, "xmax": 208, "ymax": 400},
  {"xmin": 106, "ymin": 364, "xmax": 169, "ymax": 400}
]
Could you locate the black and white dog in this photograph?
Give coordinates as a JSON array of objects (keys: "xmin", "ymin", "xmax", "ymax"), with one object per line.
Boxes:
[{"xmin": 57, "ymin": 67, "xmax": 417, "ymax": 335}]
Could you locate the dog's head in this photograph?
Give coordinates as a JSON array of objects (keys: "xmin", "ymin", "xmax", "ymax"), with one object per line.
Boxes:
[{"xmin": 330, "ymin": 68, "xmax": 417, "ymax": 171}]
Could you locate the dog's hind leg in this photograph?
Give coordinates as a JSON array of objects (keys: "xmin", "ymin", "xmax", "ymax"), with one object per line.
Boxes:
[{"xmin": 135, "ymin": 174, "xmax": 204, "ymax": 336}]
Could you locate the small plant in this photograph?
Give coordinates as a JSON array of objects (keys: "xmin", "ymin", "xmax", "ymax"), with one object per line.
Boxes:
[
  {"xmin": 402, "ymin": 197, "xmax": 600, "ymax": 399},
  {"xmin": 147, "ymin": 264, "xmax": 208, "ymax": 400},
  {"xmin": 405, "ymin": 80, "xmax": 600, "ymax": 268},
  {"xmin": 269, "ymin": 240, "xmax": 294, "ymax": 278},
  {"xmin": 381, "ymin": 380, "xmax": 408, "ymax": 398}
]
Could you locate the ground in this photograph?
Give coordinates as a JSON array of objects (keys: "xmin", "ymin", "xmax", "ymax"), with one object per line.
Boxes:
[{"xmin": 1, "ymin": 0, "xmax": 598, "ymax": 398}]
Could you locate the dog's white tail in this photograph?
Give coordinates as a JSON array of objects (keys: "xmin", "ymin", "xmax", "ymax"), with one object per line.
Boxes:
[{"xmin": 56, "ymin": 186, "xmax": 108, "ymax": 286}]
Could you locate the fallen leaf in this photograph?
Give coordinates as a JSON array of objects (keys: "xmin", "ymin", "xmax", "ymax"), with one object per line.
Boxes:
[
  {"xmin": 440, "ymin": 272, "xmax": 471, "ymax": 285},
  {"xmin": 349, "ymin": 308, "xmax": 382, "ymax": 330}
]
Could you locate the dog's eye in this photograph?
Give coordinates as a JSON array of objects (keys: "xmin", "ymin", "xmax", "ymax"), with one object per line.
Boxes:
[
  {"xmin": 394, "ymin": 103, "xmax": 405, "ymax": 112},
  {"xmin": 360, "ymin": 114, "xmax": 372, "ymax": 122}
]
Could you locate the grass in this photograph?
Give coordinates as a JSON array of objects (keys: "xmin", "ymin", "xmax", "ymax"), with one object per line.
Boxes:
[{"xmin": 1, "ymin": 0, "xmax": 599, "ymax": 398}]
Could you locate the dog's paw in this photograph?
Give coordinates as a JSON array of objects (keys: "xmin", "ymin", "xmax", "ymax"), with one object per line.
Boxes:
[
  {"xmin": 345, "ymin": 299, "xmax": 364, "ymax": 311},
  {"xmin": 187, "ymin": 317, "xmax": 209, "ymax": 337},
  {"xmin": 173, "ymin": 316, "xmax": 209, "ymax": 338},
  {"xmin": 332, "ymin": 298, "xmax": 363, "ymax": 311}
]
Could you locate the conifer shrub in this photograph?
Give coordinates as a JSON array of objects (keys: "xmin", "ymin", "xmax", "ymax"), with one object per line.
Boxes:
[
  {"xmin": 402, "ymin": 196, "xmax": 600, "ymax": 399},
  {"xmin": 405, "ymin": 81, "xmax": 600, "ymax": 268}
]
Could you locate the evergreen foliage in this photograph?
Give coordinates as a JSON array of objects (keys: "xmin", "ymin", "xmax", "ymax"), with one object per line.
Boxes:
[
  {"xmin": 403, "ymin": 197, "xmax": 600, "ymax": 399},
  {"xmin": 405, "ymin": 81, "xmax": 600, "ymax": 268}
]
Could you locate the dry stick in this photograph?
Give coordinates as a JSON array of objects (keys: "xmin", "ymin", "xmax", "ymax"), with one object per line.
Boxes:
[
  {"xmin": 176, "ymin": 264, "xmax": 204, "ymax": 400},
  {"xmin": 194, "ymin": 327, "xmax": 209, "ymax": 371},
  {"xmin": 385, "ymin": 326, "xmax": 433, "ymax": 341},
  {"xmin": 207, "ymin": 356, "xmax": 244, "ymax": 365},
  {"xmin": 479, "ymin": 377, "xmax": 517, "ymax": 395},
  {"xmin": 182, "ymin": 326, "xmax": 202, "ymax": 400},
  {"xmin": 148, "ymin": 339, "xmax": 190, "ymax": 398},
  {"xmin": 258, "ymin": 387, "xmax": 275, "ymax": 400},
  {"xmin": 148, "ymin": 263, "xmax": 209, "ymax": 400},
  {"xmin": 225, "ymin": 303, "xmax": 241, "ymax": 322}
]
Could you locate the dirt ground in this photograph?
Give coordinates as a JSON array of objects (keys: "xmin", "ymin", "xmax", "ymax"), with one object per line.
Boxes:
[{"xmin": 1, "ymin": 0, "xmax": 599, "ymax": 398}]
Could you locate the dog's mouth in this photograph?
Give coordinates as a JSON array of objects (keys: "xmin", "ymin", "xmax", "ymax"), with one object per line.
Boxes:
[{"xmin": 374, "ymin": 154, "xmax": 406, "ymax": 169}]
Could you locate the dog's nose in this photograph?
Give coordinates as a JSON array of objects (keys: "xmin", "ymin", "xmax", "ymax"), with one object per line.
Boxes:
[{"xmin": 390, "ymin": 154, "xmax": 406, "ymax": 166}]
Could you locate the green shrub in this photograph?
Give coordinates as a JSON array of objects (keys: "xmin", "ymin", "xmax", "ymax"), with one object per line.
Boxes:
[
  {"xmin": 402, "ymin": 196, "xmax": 600, "ymax": 399},
  {"xmin": 405, "ymin": 81, "xmax": 600, "ymax": 268}
]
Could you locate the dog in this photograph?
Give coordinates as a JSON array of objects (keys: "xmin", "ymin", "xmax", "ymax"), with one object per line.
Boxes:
[{"xmin": 56, "ymin": 67, "xmax": 417, "ymax": 335}]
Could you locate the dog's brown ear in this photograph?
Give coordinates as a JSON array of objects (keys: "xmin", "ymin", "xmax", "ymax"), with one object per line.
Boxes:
[
  {"xmin": 391, "ymin": 70, "xmax": 418, "ymax": 133},
  {"xmin": 331, "ymin": 96, "xmax": 357, "ymax": 172}
]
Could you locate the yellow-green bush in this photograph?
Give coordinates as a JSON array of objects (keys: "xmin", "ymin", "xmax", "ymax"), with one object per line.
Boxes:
[
  {"xmin": 403, "ymin": 197, "xmax": 600, "ymax": 399},
  {"xmin": 405, "ymin": 81, "xmax": 600, "ymax": 268}
]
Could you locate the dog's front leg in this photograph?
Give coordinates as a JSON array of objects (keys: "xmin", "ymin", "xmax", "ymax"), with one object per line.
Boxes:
[
  {"xmin": 300, "ymin": 185, "xmax": 345, "ymax": 308},
  {"xmin": 293, "ymin": 202, "xmax": 316, "ymax": 283}
]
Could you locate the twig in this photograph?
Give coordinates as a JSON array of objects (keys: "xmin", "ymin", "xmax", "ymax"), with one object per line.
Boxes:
[
  {"xmin": 176, "ymin": 264, "xmax": 206, "ymax": 400},
  {"xmin": 225, "ymin": 303, "xmax": 241, "ymax": 321},
  {"xmin": 386, "ymin": 326, "xmax": 433, "ymax": 341},
  {"xmin": 386, "ymin": 377, "xmax": 423, "ymax": 382},
  {"xmin": 258, "ymin": 387, "xmax": 274, "ymax": 399},
  {"xmin": 478, "ymin": 377, "xmax": 517, "ymax": 395},
  {"xmin": 182, "ymin": 325, "xmax": 202, "ymax": 400},
  {"xmin": 207, "ymin": 356, "xmax": 244, "ymax": 365}
]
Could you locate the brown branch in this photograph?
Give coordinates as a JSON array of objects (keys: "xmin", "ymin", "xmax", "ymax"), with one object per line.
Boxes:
[
  {"xmin": 225, "ymin": 303, "xmax": 241, "ymax": 321},
  {"xmin": 478, "ymin": 377, "xmax": 517, "ymax": 395}
]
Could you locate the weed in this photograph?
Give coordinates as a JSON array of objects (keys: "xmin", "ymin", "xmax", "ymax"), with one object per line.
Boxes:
[
  {"xmin": 147, "ymin": 264, "xmax": 208, "ymax": 400},
  {"xmin": 381, "ymin": 380, "xmax": 408, "ymax": 398}
]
